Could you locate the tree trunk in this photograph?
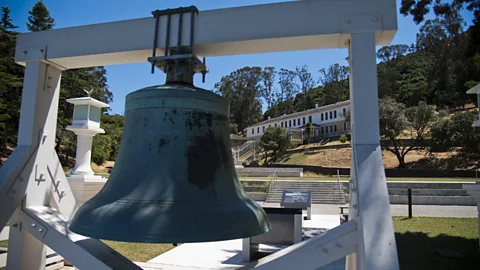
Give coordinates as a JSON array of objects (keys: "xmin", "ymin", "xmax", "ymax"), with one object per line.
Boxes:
[{"xmin": 396, "ymin": 153, "xmax": 407, "ymax": 168}]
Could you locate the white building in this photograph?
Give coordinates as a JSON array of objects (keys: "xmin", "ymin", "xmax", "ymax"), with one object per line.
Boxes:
[{"xmin": 246, "ymin": 100, "xmax": 350, "ymax": 143}]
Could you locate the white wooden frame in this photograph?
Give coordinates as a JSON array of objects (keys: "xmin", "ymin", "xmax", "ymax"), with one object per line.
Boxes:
[{"xmin": 0, "ymin": 1, "xmax": 400, "ymax": 269}]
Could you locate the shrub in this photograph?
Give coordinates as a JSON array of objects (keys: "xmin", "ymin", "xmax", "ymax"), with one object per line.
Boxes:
[
  {"xmin": 339, "ymin": 134, "xmax": 348, "ymax": 143},
  {"xmin": 430, "ymin": 111, "xmax": 480, "ymax": 155},
  {"xmin": 260, "ymin": 126, "xmax": 291, "ymax": 162},
  {"xmin": 92, "ymin": 135, "xmax": 113, "ymax": 166}
]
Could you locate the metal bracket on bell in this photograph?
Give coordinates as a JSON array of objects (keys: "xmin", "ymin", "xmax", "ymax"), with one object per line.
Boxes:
[
  {"xmin": 149, "ymin": 5, "xmax": 208, "ymax": 84},
  {"xmin": 148, "ymin": 54, "xmax": 205, "ymax": 72}
]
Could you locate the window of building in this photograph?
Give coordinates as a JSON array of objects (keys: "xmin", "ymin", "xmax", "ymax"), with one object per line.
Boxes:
[
  {"xmin": 263, "ymin": 126, "xmax": 265, "ymax": 132},
  {"xmin": 285, "ymin": 121, "xmax": 288, "ymax": 127},
  {"xmin": 343, "ymin": 122, "xmax": 347, "ymax": 131},
  {"xmin": 297, "ymin": 118, "xmax": 300, "ymax": 126},
  {"xmin": 268, "ymin": 125, "xmax": 271, "ymax": 128},
  {"xmin": 289, "ymin": 120, "xmax": 292, "ymax": 127},
  {"xmin": 293, "ymin": 120, "xmax": 296, "ymax": 127},
  {"xmin": 334, "ymin": 111, "xmax": 337, "ymax": 118},
  {"xmin": 321, "ymin": 113, "xmax": 324, "ymax": 121},
  {"xmin": 321, "ymin": 126, "xmax": 324, "ymax": 134},
  {"xmin": 281, "ymin": 122, "xmax": 283, "ymax": 127},
  {"xmin": 334, "ymin": 124, "xmax": 337, "ymax": 132},
  {"xmin": 309, "ymin": 115, "xmax": 312, "ymax": 122},
  {"xmin": 275, "ymin": 123, "xmax": 277, "ymax": 127},
  {"xmin": 343, "ymin": 108, "xmax": 346, "ymax": 116},
  {"xmin": 330, "ymin": 111, "xmax": 333, "ymax": 119},
  {"xmin": 303, "ymin": 117, "xmax": 305, "ymax": 125},
  {"xmin": 257, "ymin": 127, "xmax": 260, "ymax": 133},
  {"xmin": 330, "ymin": 125, "xmax": 333, "ymax": 132},
  {"xmin": 325, "ymin": 112, "xmax": 328, "ymax": 120},
  {"xmin": 252, "ymin": 128, "xmax": 254, "ymax": 134},
  {"xmin": 325, "ymin": 126, "xmax": 328, "ymax": 134}
]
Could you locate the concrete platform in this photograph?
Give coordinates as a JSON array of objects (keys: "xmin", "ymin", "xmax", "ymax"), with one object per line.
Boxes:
[{"xmin": 140, "ymin": 214, "xmax": 344, "ymax": 270}]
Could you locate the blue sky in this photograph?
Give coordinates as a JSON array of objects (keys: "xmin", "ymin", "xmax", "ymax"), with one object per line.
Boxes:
[{"xmin": 4, "ymin": 0, "xmax": 474, "ymax": 114}]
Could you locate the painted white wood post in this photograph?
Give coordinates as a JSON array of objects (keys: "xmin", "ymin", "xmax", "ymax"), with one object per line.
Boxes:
[
  {"xmin": 6, "ymin": 61, "xmax": 62, "ymax": 270},
  {"xmin": 345, "ymin": 32, "xmax": 400, "ymax": 270}
]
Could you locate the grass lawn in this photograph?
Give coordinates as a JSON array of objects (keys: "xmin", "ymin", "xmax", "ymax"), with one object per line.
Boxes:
[
  {"xmin": 394, "ymin": 217, "xmax": 479, "ymax": 270},
  {"xmin": 277, "ymin": 152, "xmax": 308, "ymax": 165},
  {"xmin": 103, "ymin": 241, "xmax": 176, "ymax": 262},
  {"xmin": 0, "ymin": 221, "xmax": 8, "ymax": 248},
  {"xmin": 239, "ymin": 176, "xmax": 477, "ymax": 182},
  {"xmin": 0, "ymin": 239, "xmax": 175, "ymax": 262}
]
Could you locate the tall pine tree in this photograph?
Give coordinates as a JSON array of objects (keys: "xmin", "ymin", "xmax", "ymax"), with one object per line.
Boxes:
[
  {"xmin": 0, "ymin": 6, "xmax": 23, "ymax": 159},
  {"xmin": 26, "ymin": 1, "xmax": 54, "ymax": 31},
  {"xmin": 1, "ymin": 7, "xmax": 18, "ymax": 32}
]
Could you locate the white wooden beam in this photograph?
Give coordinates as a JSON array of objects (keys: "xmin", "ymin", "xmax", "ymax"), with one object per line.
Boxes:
[
  {"xmin": 240, "ymin": 221, "xmax": 358, "ymax": 270},
  {"xmin": 23, "ymin": 206, "xmax": 142, "ymax": 269},
  {"xmin": 15, "ymin": 0, "xmax": 397, "ymax": 69},
  {"xmin": 345, "ymin": 32, "xmax": 399, "ymax": 270}
]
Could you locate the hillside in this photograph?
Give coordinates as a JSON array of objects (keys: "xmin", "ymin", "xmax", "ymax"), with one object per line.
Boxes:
[{"xmin": 277, "ymin": 144, "xmax": 478, "ymax": 170}]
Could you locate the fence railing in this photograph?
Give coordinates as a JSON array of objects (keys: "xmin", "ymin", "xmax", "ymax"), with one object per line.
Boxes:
[
  {"xmin": 266, "ymin": 169, "xmax": 278, "ymax": 202},
  {"xmin": 233, "ymin": 141, "xmax": 256, "ymax": 161}
]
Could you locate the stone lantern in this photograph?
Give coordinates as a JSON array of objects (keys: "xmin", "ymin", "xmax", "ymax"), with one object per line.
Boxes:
[
  {"xmin": 464, "ymin": 83, "xmax": 480, "ymax": 248},
  {"xmin": 66, "ymin": 97, "xmax": 109, "ymax": 202}
]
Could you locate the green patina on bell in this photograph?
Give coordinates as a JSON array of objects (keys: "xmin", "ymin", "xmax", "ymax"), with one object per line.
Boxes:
[{"xmin": 68, "ymin": 82, "xmax": 270, "ymax": 243}]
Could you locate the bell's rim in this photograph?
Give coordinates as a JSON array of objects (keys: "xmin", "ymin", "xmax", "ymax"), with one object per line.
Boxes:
[
  {"xmin": 69, "ymin": 223, "xmax": 270, "ymax": 244},
  {"xmin": 68, "ymin": 199, "xmax": 271, "ymax": 243}
]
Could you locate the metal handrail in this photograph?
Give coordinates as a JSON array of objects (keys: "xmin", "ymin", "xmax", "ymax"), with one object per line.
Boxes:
[
  {"xmin": 267, "ymin": 169, "xmax": 278, "ymax": 192},
  {"xmin": 336, "ymin": 169, "xmax": 345, "ymax": 205},
  {"xmin": 238, "ymin": 141, "xmax": 254, "ymax": 159},
  {"xmin": 238, "ymin": 140, "xmax": 254, "ymax": 151}
]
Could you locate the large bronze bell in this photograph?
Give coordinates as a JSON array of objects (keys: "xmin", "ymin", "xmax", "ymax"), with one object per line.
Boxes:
[{"xmin": 69, "ymin": 83, "xmax": 270, "ymax": 243}]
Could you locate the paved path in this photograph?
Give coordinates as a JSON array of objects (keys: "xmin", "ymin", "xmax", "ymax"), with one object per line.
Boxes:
[
  {"xmin": 145, "ymin": 213, "xmax": 343, "ymax": 270},
  {"xmin": 390, "ymin": 204, "xmax": 477, "ymax": 217},
  {"xmin": 143, "ymin": 204, "xmax": 478, "ymax": 269},
  {"xmin": 258, "ymin": 202, "xmax": 478, "ymax": 218}
]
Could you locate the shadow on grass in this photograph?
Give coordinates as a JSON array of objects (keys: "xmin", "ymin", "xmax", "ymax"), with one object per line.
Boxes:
[
  {"xmin": 277, "ymin": 154, "xmax": 292, "ymax": 163},
  {"xmin": 396, "ymin": 232, "xmax": 480, "ymax": 270},
  {"xmin": 406, "ymin": 153, "xmax": 479, "ymax": 170}
]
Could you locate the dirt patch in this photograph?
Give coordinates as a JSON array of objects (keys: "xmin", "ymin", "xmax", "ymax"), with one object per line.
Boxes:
[
  {"xmin": 305, "ymin": 148, "xmax": 351, "ymax": 168},
  {"xmin": 91, "ymin": 161, "xmax": 115, "ymax": 174},
  {"xmin": 286, "ymin": 147, "xmax": 477, "ymax": 169}
]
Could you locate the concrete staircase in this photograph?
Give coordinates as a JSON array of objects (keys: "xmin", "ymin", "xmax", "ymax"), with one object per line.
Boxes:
[{"xmin": 266, "ymin": 181, "xmax": 347, "ymax": 204}]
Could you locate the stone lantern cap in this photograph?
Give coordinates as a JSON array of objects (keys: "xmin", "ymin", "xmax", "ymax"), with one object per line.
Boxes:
[{"xmin": 66, "ymin": 97, "xmax": 109, "ymax": 134}]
